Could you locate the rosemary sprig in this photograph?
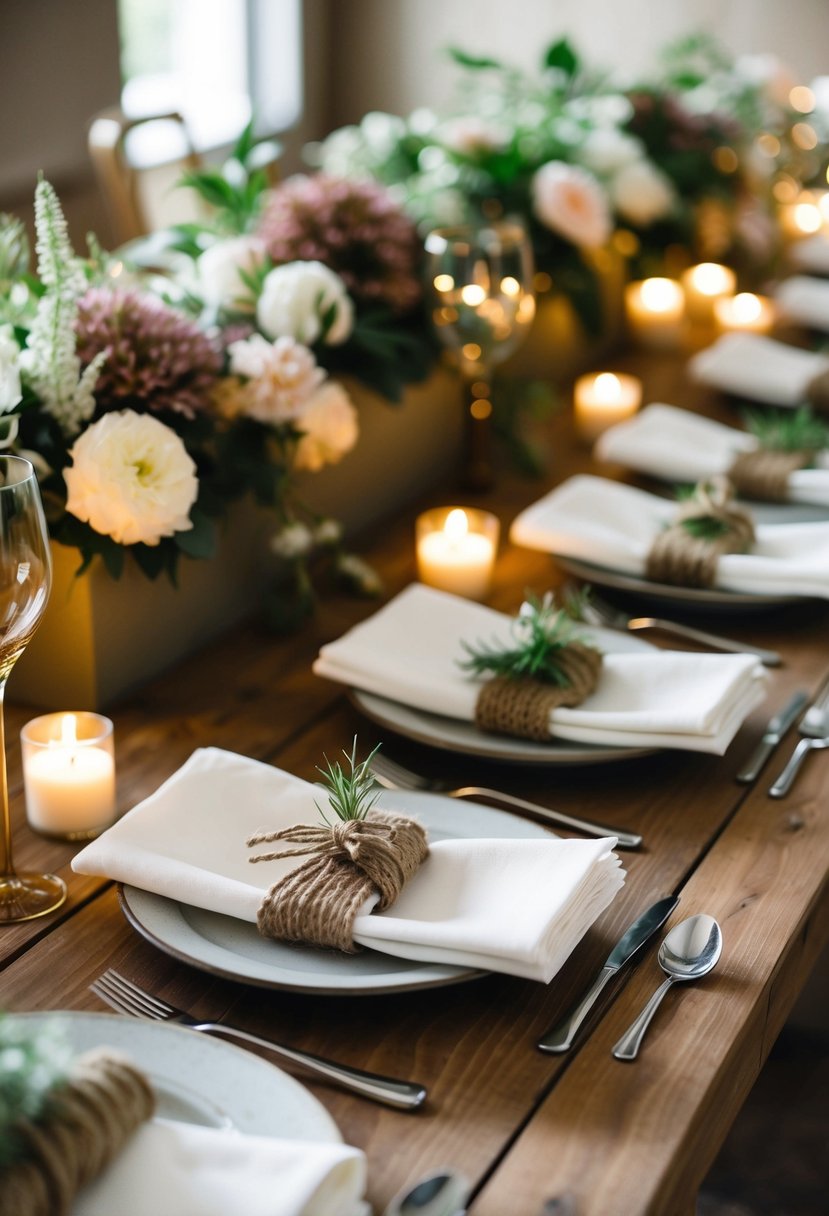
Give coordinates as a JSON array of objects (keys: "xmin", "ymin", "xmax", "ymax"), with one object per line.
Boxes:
[
  {"xmin": 315, "ymin": 737, "xmax": 382, "ymax": 824},
  {"xmin": 680, "ymin": 515, "xmax": 732, "ymax": 540},
  {"xmin": 743, "ymin": 406, "xmax": 829, "ymax": 454},
  {"xmin": 459, "ymin": 593, "xmax": 596, "ymax": 687}
]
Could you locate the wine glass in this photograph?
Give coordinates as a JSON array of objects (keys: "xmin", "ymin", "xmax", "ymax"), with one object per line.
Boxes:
[
  {"xmin": 425, "ymin": 220, "xmax": 535, "ymax": 489},
  {"xmin": 0, "ymin": 455, "xmax": 65, "ymax": 922}
]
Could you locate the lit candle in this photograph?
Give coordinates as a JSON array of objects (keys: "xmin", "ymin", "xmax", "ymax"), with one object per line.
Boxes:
[
  {"xmin": 416, "ymin": 507, "xmax": 499, "ymax": 600},
  {"xmin": 681, "ymin": 263, "xmax": 737, "ymax": 325},
  {"xmin": 21, "ymin": 712, "xmax": 116, "ymax": 841},
  {"xmin": 713, "ymin": 292, "xmax": 775, "ymax": 335},
  {"xmin": 624, "ymin": 277, "xmax": 686, "ymax": 348},
  {"xmin": 780, "ymin": 192, "xmax": 824, "ymax": 240},
  {"xmin": 573, "ymin": 372, "xmax": 643, "ymax": 442}
]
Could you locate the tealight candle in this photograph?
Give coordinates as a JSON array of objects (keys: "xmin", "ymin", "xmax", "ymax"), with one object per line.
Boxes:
[
  {"xmin": 624, "ymin": 277, "xmax": 686, "ymax": 348},
  {"xmin": 573, "ymin": 372, "xmax": 643, "ymax": 442},
  {"xmin": 21, "ymin": 712, "xmax": 116, "ymax": 841},
  {"xmin": 681, "ymin": 263, "xmax": 737, "ymax": 325},
  {"xmin": 780, "ymin": 192, "xmax": 824, "ymax": 240},
  {"xmin": 416, "ymin": 507, "xmax": 499, "ymax": 600},
  {"xmin": 713, "ymin": 291, "xmax": 775, "ymax": 335}
]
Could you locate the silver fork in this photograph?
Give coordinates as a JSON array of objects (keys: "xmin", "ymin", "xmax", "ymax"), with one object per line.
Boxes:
[
  {"xmin": 370, "ymin": 754, "xmax": 642, "ymax": 850},
  {"xmin": 575, "ymin": 586, "xmax": 781, "ymax": 667},
  {"xmin": 769, "ymin": 684, "xmax": 829, "ymax": 797},
  {"xmin": 90, "ymin": 968, "xmax": 427, "ymax": 1110}
]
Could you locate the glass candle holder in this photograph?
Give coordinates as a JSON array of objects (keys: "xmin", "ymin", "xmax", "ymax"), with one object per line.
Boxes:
[
  {"xmin": 680, "ymin": 263, "xmax": 737, "ymax": 325},
  {"xmin": 21, "ymin": 712, "xmax": 116, "ymax": 841},
  {"xmin": 713, "ymin": 292, "xmax": 775, "ymax": 335},
  {"xmin": 416, "ymin": 506, "xmax": 499, "ymax": 601},
  {"xmin": 573, "ymin": 372, "xmax": 642, "ymax": 442},
  {"xmin": 624, "ymin": 277, "xmax": 685, "ymax": 349}
]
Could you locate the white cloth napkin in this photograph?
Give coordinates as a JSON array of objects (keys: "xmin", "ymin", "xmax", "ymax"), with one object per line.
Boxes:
[
  {"xmin": 313, "ymin": 583, "xmax": 764, "ymax": 754},
  {"xmin": 775, "ymin": 275, "xmax": 829, "ymax": 332},
  {"xmin": 72, "ymin": 747, "xmax": 623, "ymax": 983},
  {"xmin": 510, "ymin": 474, "xmax": 829, "ymax": 601},
  {"xmin": 790, "ymin": 233, "xmax": 829, "ymax": 276},
  {"xmin": 688, "ymin": 333, "xmax": 829, "ymax": 405},
  {"xmin": 74, "ymin": 1118, "xmax": 366, "ymax": 1216},
  {"xmin": 595, "ymin": 402, "xmax": 829, "ymax": 506}
]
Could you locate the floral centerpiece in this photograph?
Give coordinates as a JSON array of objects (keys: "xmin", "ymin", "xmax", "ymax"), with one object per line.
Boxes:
[{"xmin": 0, "ymin": 129, "xmax": 438, "ymax": 628}]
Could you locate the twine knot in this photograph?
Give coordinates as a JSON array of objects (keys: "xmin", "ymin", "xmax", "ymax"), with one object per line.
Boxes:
[
  {"xmin": 645, "ymin": 477, "xmax": 755, "ymax": 588},
  {"xmin": 474, "ymin": 640, "xmax": 602, "ymax": 741}
]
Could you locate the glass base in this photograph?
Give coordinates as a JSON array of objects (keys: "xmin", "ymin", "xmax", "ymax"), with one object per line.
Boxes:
[{"xmin": 0, "ymin": 872, "xmax": 67, "ymax": 922}]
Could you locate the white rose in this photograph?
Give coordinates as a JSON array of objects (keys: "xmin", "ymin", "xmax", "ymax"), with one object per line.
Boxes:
[
  {"xmin": 531, "ymin": 161, "xmax": 612, "ymax": 248},
  {"xmin": 579, "ymin": 128, "xmax": 642, "ymax": 175},
  {"xmin": 610, "ymin": 159, "xmax": 675, "ymax": 227},
  {"xmin": 228, "ymin": 334, "xmax": 325, "ymax": 424},
  {"xmin": 294, "ymin": 381, "xmax": 359, "ymax": 472},
  {"xmin": 64, "ymin": 410, "xmax": 198, "ymax": 546},
  {"xmin": 257, "ymin": 262, "xmax": 354, "ymax": 346},
  {"xmin": 0, "ymin": 324, "xmax": 22, "ymax": 414},
  {"xmin": 197, "ymin": 236, "xmax": 266, "ymax": 311}
]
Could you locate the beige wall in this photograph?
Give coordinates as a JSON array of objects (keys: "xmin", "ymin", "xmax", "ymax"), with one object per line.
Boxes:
[{"xmin": 327, "ymin": 0, "xmax": 829, "ymax": 124}]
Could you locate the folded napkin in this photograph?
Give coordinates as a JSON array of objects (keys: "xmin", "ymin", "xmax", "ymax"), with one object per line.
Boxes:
[
  {"xmin": 74, "ymin": 1118, "xmax": 366, "ymax": 1216},
  {"xmin": 688, "ymin": 333, "xmax": 829, "ymax": 406},
  {"xmin": 790, "ymin": 232, "xmax": 829, "ymax": 276},
  {"xmin": 73, "ymin": 747, "xmax": 623, "ymax": 983},
  {"xmin": 314, "ymin": 583, "xmax": 764, "ymax": 755},
  {"xmin": 775, "ymin": 275, "xmax": 829, "ymax": 332},
  {"xmin": 511, "ymin": 474, "xmax": 829, "ymax": 601},
  {"xmin": 595, "ymin": 403, "xmax": 829, "ymax": 506}
]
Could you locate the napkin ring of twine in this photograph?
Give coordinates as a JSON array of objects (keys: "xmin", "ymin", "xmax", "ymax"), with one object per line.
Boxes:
[
  {"xmin": 0, "ymin": 1048, "xmax": 155, "ymax": 1216},
  {"xmin": 645, "ymin": 477, "xmax": 755, "ymax": 588},
  {"xmin": 248, "ymin": 808, "xmax": 429, "ymax": 953},
  {"xmin": 475, "ymin": 642, "xmax": 602, "ymax": 742},
  {"xmin": 727, "ymin": 448, "xmax": 811, "ymax": 501},
  {"xmin": 806, "ymin": 369, "xmax": 829, "ymax": 415}
]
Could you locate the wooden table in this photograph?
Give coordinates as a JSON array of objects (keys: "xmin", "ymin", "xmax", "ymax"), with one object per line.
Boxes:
[{"xmin": 3, "ymin": 354, "xmax": 828, "ymax": 1215}]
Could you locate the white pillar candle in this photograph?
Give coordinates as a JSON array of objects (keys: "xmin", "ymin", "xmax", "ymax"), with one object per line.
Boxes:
[
  {"xmin": 713, "ymin": 292, "xmax": 775, "ymax": 335},
  {"xmin": 416, "ymin": 507, "xmax": 498, "ymax": 600},
  {"xmin": 573, "ymin": 372, "xmax": 643, "ymax": 442},
  {"xmin": 624, "ymin": 277, "xmax": 686, "ymax": 349},
  {"xmin": 21, "ymin": 712, "xmax": 116, "ymax": 840},
  {"xmin": 681, "ymin": 263, "xmax": 737, "ymax": 325}
]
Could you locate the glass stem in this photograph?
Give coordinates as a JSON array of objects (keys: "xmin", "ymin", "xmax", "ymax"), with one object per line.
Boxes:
[
  {"xmin": 0, "ymin": 679, "xmax": 14, "ymax": 879},
  {"xmin": 461, "ymin": 372, "xmax": 495, "ymax": 493}
]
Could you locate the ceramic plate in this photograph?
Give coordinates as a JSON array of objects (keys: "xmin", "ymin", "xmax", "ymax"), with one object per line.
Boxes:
[
  {"xmin": 10, "ymin": 1011, "xmax": 340, "ymax": 1139},
  {"xmin": 120, "ymin": 790, "xmax": 552, "ymax": 995}
]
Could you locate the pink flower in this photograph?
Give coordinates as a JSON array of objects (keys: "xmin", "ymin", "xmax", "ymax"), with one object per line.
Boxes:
[
  {"xmin": 531, "ymin": 161, "xmax": 612, "ymax": 249},
  {"xmin": 227, "ymin": 333, "xmax": 324, "ymax": 424}
]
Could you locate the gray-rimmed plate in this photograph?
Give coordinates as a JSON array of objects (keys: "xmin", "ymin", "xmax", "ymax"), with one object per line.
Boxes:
[
  {"xmin": 10, "ymin": 1011, "xmax": 340, "ymax": 1139},
  {"xmin": 119, "ymin": 790, "xmax": 553, "ymax": 995}
]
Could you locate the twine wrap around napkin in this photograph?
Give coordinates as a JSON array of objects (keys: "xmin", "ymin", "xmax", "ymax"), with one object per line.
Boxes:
[
  {"xmin": 248, "ymin": 808, "xmax": 429, "ymax": 952},
  {"xmin": 0, "ymin": 1048, "xmax": 155, "ymax": 1216},
  {"xmin": 645, "ymin": 478, "xmax": 755, "ymax": 588},
  {"xmin": 728, "ymin": 448, "xmax": 812, "ymax": 501},
  {"xmin": 475, "ymin": 642, "xmax": 602, "ymax": 741}
]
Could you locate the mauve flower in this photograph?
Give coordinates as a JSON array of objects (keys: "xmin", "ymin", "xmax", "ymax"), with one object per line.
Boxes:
[
  {"xmin": 75, "ymin": 287, "xmax": 221, "ymax": 418},
  {"xmin": 610, "ymin": 160, "xmax": 675, "ymax": 227},
  {"xmin": 64, "ymin": 410, "xmax": 198, "ymax": 545},
  {"xmin": 227, "ymin": 333, "xmax": 325, "ymax": 424},
  {"xmin": 257, "ymin": 262, "xmax": 354, "ymax": 346},
  {"xmin": 531, "ymin": 161, "xmax": 612, "ymax": 249},
  {"xmin": 294, "ymin": 380, "xmax": 359, "ymax": 471},
  {"xmin": 258, "ymin": 175, "xmax": 423, "ymax": 314}
]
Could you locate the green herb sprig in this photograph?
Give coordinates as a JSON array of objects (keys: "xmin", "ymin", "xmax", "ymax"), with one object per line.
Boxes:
[
  {"xmin": 674, "ymin": 482, "xmax": 735, "ymax": 540},
  {"xmin": 459, "ymin": 593, "xmax": 595, "ymax": 687},
  {"xmin": 744, "ymin": 406, "xmax": 829, "ymax": 455},
  {"xmin": 315, "ymin": 737, "xmax": 382, "ymax": 824},
  {"xmin": 0, "ymin": 1013, "xmax": 72, "ymax": 1167}
]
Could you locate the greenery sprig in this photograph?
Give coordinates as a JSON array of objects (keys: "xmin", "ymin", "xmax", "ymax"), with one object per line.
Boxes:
[
  {"xmin": 0, "ymin": 1013, "xmax": 72, "ymax": 1167},
  {"xmin": 315, "ymin": 737, "xmax": 382, "ymax": 824},
  {"xmin": 744, "ymin": 406, "xmax": 829, "ymax": 455},
  {"xmin": 458, "ymin": 592, "xmax": 597, "ymax": 687},
  {"xmin": 675, "ymin": 483, "xmax": 735, "ymax": 540}
]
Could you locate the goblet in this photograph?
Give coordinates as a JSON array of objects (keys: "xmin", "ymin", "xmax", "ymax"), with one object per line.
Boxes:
[
  {"xmin": 425, "ymin": 220, "xmax": 535, "ymax": 490},
  {"xmin": 0, "ymin": 455, "xmax": 65, "ymax": 922}
]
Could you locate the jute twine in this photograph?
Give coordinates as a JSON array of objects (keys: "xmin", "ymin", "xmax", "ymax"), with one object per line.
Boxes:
[
  {"xmin": 806, "ymin": 369, "xmax": 829, "ymax": 415},
  {"xmin": 474, "ymin": 642, "xmax": 603, "ymax": 742},
  {"xmin": 248, "ymin": 808, "xmax": 429, "ymax": 953},
  {"xmin": 645, "ymin": 477, "xmax": 755, "ymax": 588},
  {"xmin": 728, "ymin": 448, "xmax": 811, "ymax": 501},
  {"xmin": 0, "ymin": 1048, "xmax": 155, "ymax": 1216}
]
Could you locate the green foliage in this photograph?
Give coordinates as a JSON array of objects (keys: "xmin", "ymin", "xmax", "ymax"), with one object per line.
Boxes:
[
  {"xmin": 0, "ymin": 1013, "xmax": 72, "ymax": 1168},
  {"xmin": 744, "ymin": 406, "xmax": 829, "ymax": 454},
  {"xmin": 446, "ymin": 46, "xmax": 504, "ymax": 71},
  {"xmin": 491, "ymin": 376, "xmax": 560, "ymax": 477},
  {"xmin": 318, "ymin": 309, "xmax": 438, "ymax": 401},
  {"xmin": 459, "ymin": 592, "xmax": 597, "ymax": 686},
  {"xmin": 178, "ymin": 120, "xmax": 281, "ymax": 235},
  {"xmin": 543, "ymin": 39, "xmax": 579, "ymax": 78},
  {"xmin": 314, "ymin": 737, "xmax": 382, "ymax": 824},
  {"xmin": 680, "ymin": 514, "xmax": 732, "ymax": 540}
]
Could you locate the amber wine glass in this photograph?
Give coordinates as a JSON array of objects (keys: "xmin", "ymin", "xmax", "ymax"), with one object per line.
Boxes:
[{"xmin": 0, "ymin": 455, "xmax": 65, "ymax": 922}]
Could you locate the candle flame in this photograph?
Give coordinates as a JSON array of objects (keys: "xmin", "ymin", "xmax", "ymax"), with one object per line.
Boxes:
[
  {"xmin": 461, "ymin": 284, "xmax": 486, "ymax": 307},
  {"xmin": 594, "ymin": 373, "xmax": 622, "ymax": 402},
  {"xmin": 732, "ymin": 293, "xmax": 762, "ymax": 323},
  {"xmin": 690, "ymin": 263, "xmax": 732, "ymax": 296},
  {"xmin": 794, "ymin": 202, "xmax": 822, "ymax": 234},
  {"xmin": 640, "ymin": 277, "xmax": 681, "ymax": 312},
  {"xmin": 444, "ymin": 509, "xmax": 469, "ymax": 540}
]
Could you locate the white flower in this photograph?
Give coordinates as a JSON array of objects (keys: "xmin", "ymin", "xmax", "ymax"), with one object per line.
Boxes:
[
  {"xmin": 566, "ymin": 94, "xmax": 633, "ymax": 127},
  {"xmin": 271, "ymin": 521, "xmax": 314, "ymax": 558},
  {"xmin": 440, "ymin": 116, "xmax": 510, "ymax": 156},
  {"xmin": 294, "ymin": 381, "xmax": 359, "ymax": 472},
  {"xmin": 64, "ymin": 410, "xmax": 198, "ymax": 546},
  {"xmin": 531, "ymin": 161, "xmax": 612, "ymax": 248},
  {"xmin": 0, "ymin": 324, "xmax": 22, "ymax": 414},
  {"xmin": 610, "ymin": 159, "xmax": 675, "ymax": 227},
  {"xmin": 579, "ymin": 129, "xmax": 642, "ymax": 175},
  {"xmin": 197, "ymin": 236, "xmax": 266, "ymax": 311},
  {"xmin": 257, "ymin": 262, "xmax": 354, "ymax": 346},
  {"xmin": 336, "ymin": 553, "xmax": 382, "ymax": 596},
  {"xmin": 228, "ymin": 333, "xmax": 325, "ymax": 424},
  {"xmin": 315, "ymin": 517, "xmax": 343, "ymax": 546}
]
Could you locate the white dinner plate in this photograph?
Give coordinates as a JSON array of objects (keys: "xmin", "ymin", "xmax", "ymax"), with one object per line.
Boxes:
[
  {"xmin": 119, "ymin": 789, "xmax": 554, "ymax": 995},
  {"xmin": 9, "ymin": 1011, "xmax": 340, "ymax": 1139}
]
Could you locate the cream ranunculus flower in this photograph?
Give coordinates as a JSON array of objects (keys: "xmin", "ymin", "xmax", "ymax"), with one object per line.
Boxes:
[
  {"xmin": 228, "ymin": 333, "xmax": 325, "ymax": 424},
  {"xmin": 64, "ymin": 410, "xmax": 198, "ymax": 546},
  {"xmin": 197, "ymin": 235, "xmax": 266, "ymax": 311},
  {"xmin": 256, "ymin": 262, "xmax": 354, "ymax": 346},
  {"xmin": 610, "ymin": 159, "xmax": 676, "ymax": 227},
  {"xmin": 531, "ymin": 161, "xmax": 612, "ymax": 249},
  {"xmin": 293, "ymin": 381, "xmax": 359, "ymax": 472}
]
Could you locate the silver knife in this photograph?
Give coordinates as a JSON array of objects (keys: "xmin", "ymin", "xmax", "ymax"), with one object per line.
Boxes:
[
  {"xmin": 735, "ymin": 690, "xmax": 809, "ymax": 784},
  {"xmin": 537, "ymin": 895, "xmax": 679, "ymax": 1054}
]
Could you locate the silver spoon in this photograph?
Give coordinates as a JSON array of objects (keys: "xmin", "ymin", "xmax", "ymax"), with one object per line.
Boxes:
[
  {"xmin": 612, "ymin": 914, "xmax": 723, "ymax": 1061},
  {"xmin": 383, "ymin": 1170, "xmax": 470, "ymax": 1216}
]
